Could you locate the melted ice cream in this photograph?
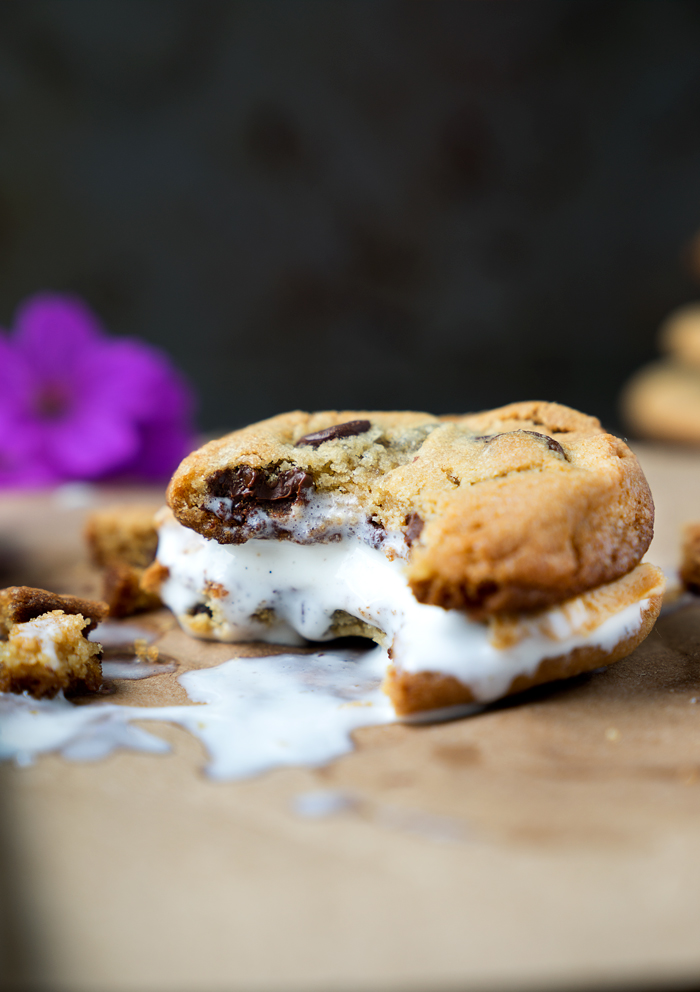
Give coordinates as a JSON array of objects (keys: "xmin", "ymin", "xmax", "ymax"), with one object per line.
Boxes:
[
  {"xmin": 156, "ymin": 515, "xmax": 661, "ymax": 703},
  {"xmin": 0, "ymin": 543, "xmax": 661, "ymax": 779},
  {"xmin": 0, "ymin": 506, "xmax": 662, "ymax": 780},
  {"xmin": 0, "ymin": 646, "xmax": 394, "ymax": 778}
]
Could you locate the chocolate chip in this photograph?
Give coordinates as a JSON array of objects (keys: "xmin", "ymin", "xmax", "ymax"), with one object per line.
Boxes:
[
  {"xmin": 296, "ymin": 420, "xmax": 371, "ymax": 448},
  {"xmin": 205, "ymin": 465, "xmax": 315, "ymax": 542},
  {"xmin": 405, "ymin": 513, "xmax": 424, "ymax": 545},
  {"xmin": 229, "ymin": 465, "xmax": 313, "ymax": 501},
  {"xmin": 521, "ymin": 431, "xmax": 567, "ymax": 458},
  {"xmin": 189, "ymin": 603, "xmax": 213, "ymax": 617},
  {"xmin": 366, "ymin": 517, "xmax": 386, "ymax": 549},
  {"xmin": 210, "ymin": 465, "xmax": 313, "ymax": 502},
  {"xmin": 474, "ymin": 430, "xmax": 567, "ymax": 459}
]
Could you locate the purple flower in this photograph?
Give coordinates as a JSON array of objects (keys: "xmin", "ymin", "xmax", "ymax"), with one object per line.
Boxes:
[{"xmin": 0, "ymin": 293, "xmax": 196, "ymax": 486}]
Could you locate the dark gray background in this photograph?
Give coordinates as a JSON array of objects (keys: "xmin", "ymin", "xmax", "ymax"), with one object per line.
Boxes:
[{"xmin": 1, "ymin": 0, "xmax": 700, "ymax": 434}]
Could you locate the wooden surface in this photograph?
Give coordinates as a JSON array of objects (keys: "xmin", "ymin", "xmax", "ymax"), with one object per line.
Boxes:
[{"xmin": 2, "ymin": 447, "xmax": 700, "ymax": 992}]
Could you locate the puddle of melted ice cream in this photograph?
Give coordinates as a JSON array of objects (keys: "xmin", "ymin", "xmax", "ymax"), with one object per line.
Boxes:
[{"xmin": 0, "ymin": 646, "xmax": 398, "ymax": 780}]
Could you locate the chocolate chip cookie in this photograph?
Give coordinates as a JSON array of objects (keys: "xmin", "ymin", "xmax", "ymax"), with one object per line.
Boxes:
[{"xmin": 150, "ymin": 401, "xmax": 662, "ymax": 715}]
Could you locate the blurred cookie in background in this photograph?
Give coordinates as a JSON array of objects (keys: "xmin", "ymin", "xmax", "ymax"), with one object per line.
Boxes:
[
  {"xmin": 680, "ymin": 521, "xmax": 700, "ymax": 594},
  {"xmin": 85, "ymin": 506, "xmax": 162, "ymax": 618},
  {"xmin": 622, "ymin": 303, "xmax": 700, "ymax": 443}
]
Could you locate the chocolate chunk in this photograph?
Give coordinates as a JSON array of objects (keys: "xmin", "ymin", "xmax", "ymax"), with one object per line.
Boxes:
[
  {"xmin": 474, "ymin": 430, "xmax": 567, "ymax": 459},
  {"xmin": 366, "ymin": 517, "xmax": 386, "ymax": 549},
  {"xmin": 205, "ymin": 465, "xmax": 315, "ymax": 542},
  {"xmin": 228, "ymin": 465, "xmax": 313, "ymax": 501},
  {"xmin": 405, "ymin": 513, "xmax": 424, "ymax": 545},
  {"xmin": 296, "ymin": 420, "xmax": 371, "ymax": 448},
  {"xmin": 210, "ymin": 465, "xmax": 313, "ymax": 503},
  {"xmin": 189, "ymin": 603, "xmax": 213, "ymax": 617}
]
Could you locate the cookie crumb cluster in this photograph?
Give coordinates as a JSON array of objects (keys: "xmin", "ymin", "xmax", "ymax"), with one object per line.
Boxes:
[
  {"xmin": 0, "ymin": 586, "xmax": 107, "ymax": 698},
  {"xmin": 85, "ymin": 506, "xmax": 161, "ymax": 617}
]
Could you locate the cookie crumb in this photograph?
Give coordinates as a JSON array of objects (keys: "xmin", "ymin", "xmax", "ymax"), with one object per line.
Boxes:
[{"xmin": 134, "ymin": 638, "xmax": 159, "ymax": 662}]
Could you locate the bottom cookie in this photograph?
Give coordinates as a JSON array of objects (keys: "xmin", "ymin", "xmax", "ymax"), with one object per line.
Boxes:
[{"xmin": 385, "ymin": 592, "xmax": 661, "ymax": 716}]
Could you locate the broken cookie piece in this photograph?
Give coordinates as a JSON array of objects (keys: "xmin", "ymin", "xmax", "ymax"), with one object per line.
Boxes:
[
  {"xmin": 0, "ymin": 587, "xmax": 107, "ymax": 698},
  {"xmin": 150, "ymin": 402, "xmax": 663, "ymax": 716},
  {"xmin": 0, "ymin": 612, "xmax": 103, "ymax": 698},
  {"xmin": 85, "ymin": 506, "xmax": 162, "ymax": 617},
  {"xmin": 0, "ymin": 586, "xmax": 107, "ymax": 636}
]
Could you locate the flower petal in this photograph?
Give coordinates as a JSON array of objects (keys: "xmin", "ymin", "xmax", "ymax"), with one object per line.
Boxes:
[
  {"xmin": 75, "ymin": 338, "xmax": 192, "ymax": 419},
  {"xmin": 43, "ymin": 410, "xmax": 140, "ymax": 478},
  {"xmin": 120, "ymin": 416, "xmax": 196, "ymax": 480},
  {"xmin": 0, "ymin": 411, "xmax": 59, "ymax": 487},
  {"xmin": 0, "ymin": 333, "xmax": 36, "ymax": 413},
  {"xmin": 14, "ymin": 293, "xmax": 103, "ymax": 377}
]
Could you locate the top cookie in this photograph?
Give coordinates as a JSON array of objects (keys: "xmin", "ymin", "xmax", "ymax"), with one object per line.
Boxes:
[{"xmin": 166, "ymin": 401, "xmax": 654, "ymax": 617}]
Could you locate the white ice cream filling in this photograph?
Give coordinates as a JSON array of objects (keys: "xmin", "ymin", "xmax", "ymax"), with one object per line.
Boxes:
[{"xmin": 156, "ymin": 514, "xmax": 656, "ymax": 704}]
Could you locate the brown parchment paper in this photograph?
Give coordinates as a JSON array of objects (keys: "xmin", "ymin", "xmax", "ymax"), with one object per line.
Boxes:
[{"xmin": 2, "ymin": 447, "xmax": 700, "ymax": 992}]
